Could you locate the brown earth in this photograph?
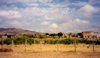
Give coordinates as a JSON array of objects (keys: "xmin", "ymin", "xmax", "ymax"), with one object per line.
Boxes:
[{"xmin": 0, "ymin": 44, "xmax": 100, "ymax": 58}]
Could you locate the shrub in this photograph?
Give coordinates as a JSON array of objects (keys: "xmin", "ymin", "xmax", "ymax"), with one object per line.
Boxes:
[
  {"xmin": 1, "ymin": 37, "xmax": 100, "ymax": 45},
  {"xmin": 0, "ymin": 40, "xmax": 1, "ymax": 44},
  {"xmin": 14, "ymin": 37, "xmax": 25, "ymax": 45},
  {"xmin": 35, "ymin": 40, "xmax": 40, "ymax": 44},
  {"xmin": 95, "ymin": 40, "xmax": 100, "ymax": 45},
  {"xmin": 43, "ymin": 38, "xmax": 100, "ymax": 45},
  {"xmin": 27, "ymin": 39, "xmax": 34, "ymax": 45},
  {"xmin": 0, "ymin": 48, "xmax": 13, "ymax": 52},
  {"xmin": 39, "ymin": 34, "xmax": 47, "ymax": 38},
  {"xmin": 49, "ymin": 40, "xmax": 58, "ymax": 44},
  {"xmin": 4, "ymin": 39, "xmax": 13, "ymax": 45},
  {"xmin": 0, "ymin": 36, "xmax": 40, "ymax": 45},
  {"xmin": 44, "ymin": 40, "xmax": 49, "ymax": 44},
  {"xmin": 27, "ymin": 38, "xmax": 40, "ymax": 45}
]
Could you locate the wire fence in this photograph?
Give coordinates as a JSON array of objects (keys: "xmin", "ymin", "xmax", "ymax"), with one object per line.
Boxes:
[{"xmin": 0, "ymin": 38, "xmax": 100, "ymax": 53}]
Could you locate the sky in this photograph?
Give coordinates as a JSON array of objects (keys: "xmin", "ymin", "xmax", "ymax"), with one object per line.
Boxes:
[{"xmin": 0, "ymin": 0, "xmax": 100, "ymax": 33}]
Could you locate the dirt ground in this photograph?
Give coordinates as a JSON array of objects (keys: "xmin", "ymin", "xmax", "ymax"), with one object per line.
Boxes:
[
  {"xmin": 0, "ymin": 52, "xmax": 100, "ymax": 58},
  {"xmin": 0, "ymin": 44, "xmax": 100, "ymax": 58}
]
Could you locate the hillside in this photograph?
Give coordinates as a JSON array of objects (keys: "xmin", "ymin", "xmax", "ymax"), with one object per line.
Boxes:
[{"xmin": 0, "ymin": 28, "xmax": 41, "ymax": 35}]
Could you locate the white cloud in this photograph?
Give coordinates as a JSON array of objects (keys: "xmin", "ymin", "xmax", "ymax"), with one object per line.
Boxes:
[
  {"xmin": 34, "ymin": 29, "xmax": 45, "ymax": 32},
  {"xmin": 43, "ymin": 8, "xmax": 70, "ymax": 21},
  {"xmin": 38, "ymin": 0, "xmax": 53, "ymax": 3},
  {"xmin": 89, "ymin": 0, "xmax": 100, "ymax": 5},
  {"xmin": 21, "ymin": 7, "xmax": 47, "ymax": 17},
  {"xmin": 19, "ymin": 7, "xmax": 70, "ymax": 22},
  {"xmin": 72, "ymin": 2, "xmax": 88, "ymax": 7},
  {"xmin": 49, "ymin": 23, "xmax": 58, "ymax": 29},
  {"xmin": 26, "ymin": 3, "xmax": 39, "ymax": 7},
  {"xmin": 0, "ymin": 0, "xmax": 70, "ymax": 8},
  {"xmin": 75, "ymin": 18, "xmax": 88, "ymax": 23},
  {"xmin": 5, "ymin": 20, "xmax": 31, "ymax": 28},
  {"xmin": 40, "ymin": 21, "xmax": 50, "ymax": 26},
  {"xmin": 48, "ymin": 18, "xmax": 90, "ymax": 33},
  {"xmin": 0, "ymin": 0, "xmax": 100, "ymax": 33},
  {"xmin": 0, "ymin": 0, "xmax": 38, "ymax": 3},
  {"xmin": 0, "ymin": 10, "xmax": 22, "ymax": 19},
  {"xmin": 47, "ymin": 0, "xmax": 70, "ymax": 7},
  {"xmin": 48, "ymin": 23, "xmax": 59, "ymax": 33},
  {"xmin": 78, "ymin": 4, "xmax": 99, "ymax": 18},
  {"xmin": 0, "ymin": 0, "xmax": 53, "ymax": 4},
  {"xmin": 0, "ymin": 6, "xmax": 91, "ymax": 33},
  {"xmin": 0, "ymin": 18, "xmax": 2, "ymax": 22}
]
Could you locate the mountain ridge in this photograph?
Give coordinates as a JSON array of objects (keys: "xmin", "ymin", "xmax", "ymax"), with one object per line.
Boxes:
[{"xmin": 0, "ymin": 28, "xmax": 41, "ymax": 35}]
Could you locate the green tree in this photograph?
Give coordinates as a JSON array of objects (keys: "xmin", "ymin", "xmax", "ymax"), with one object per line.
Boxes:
[
  {"xmin": 45, "ymin": 33, "xmax": 49, "ymax": 35},
  {"xmin": 39, "ymin": 34, "xmax": 47, "ymax": 39},
  {"xmin": 57, "ymin": 32, "xmax": 63, "ymax": 38},
  {"xmin": 49, "ymin": 33, "xmax": 57, "ymax": 38}
]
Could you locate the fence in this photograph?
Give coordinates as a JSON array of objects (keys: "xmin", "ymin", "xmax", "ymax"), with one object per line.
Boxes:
[{"xmin": 0, "ymin": 38, "xmax": 100, "ymax": 53}]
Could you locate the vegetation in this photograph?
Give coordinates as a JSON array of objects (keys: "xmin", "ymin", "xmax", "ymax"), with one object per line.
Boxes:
[
  {"xmin": 0, "ymin": 36, "xmax": 40, "ymax": 45},
  {"xmin": 39, "ymin": 34, "xmax": 47, "ymax": 39},
  {"xmin": 0, "ymin": 37, "xmax": 100, "ymax": 45},
  {"xmin": 45, "ymin": 32, "xmax": 64, "ymax": 38},
  {"xmin": 0, "ymin": 40, "xmax": 2, "ymax": 44},
  {"xmin": 44, "ymin": 38, "xmax": 100, "ymax": 45},
  {"xmin": 57, "ymin": 32, "xmax": 63, "ymax": 38},
  {"xmin": 49, "ymin": 33, "xmax": 57, "ymax": 38},
  {"xmin": 4, "ymin": 39, "xmax": 13, "ymax": 45}
]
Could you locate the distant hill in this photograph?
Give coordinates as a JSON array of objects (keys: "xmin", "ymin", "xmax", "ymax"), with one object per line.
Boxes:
[{"xmin": 0, "ymin": 28, "xmax": 42, "ymax": 35}]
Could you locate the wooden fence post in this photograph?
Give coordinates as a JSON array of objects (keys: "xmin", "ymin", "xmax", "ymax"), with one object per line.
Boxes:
[
  {"xmin": 25, "ymin": 39, "xmax": 27, "ymax": 52},
  {"xmin": 56, "ymin": 40, "xmax": 59, "ymax": 51},
  {"xmin": 34, "ymin": 38, "xmax": 35, "ymax": 44},
  {"xmin": 93, "ymin": 40, "xmax": 95, "ymax": 53},
  {"xmin": 1, "ymin": 38, "xmax": 4, "ymax": 51},
  {"xmin": 74, "ymin": 39, "xmax": 76, "ymax": 52},
  {"xmin": 11, "ymin": 39, "xmax": 14, "ymax": 47}
]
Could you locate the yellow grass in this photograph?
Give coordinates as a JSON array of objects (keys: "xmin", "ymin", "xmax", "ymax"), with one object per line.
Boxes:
[{"xmin": 0, "ymin": 44, "xmax": 100, "ymax": 58}]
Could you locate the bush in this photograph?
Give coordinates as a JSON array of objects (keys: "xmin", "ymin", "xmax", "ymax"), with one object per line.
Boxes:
[
  {"xmin": 27, "ymin": 39, "xmax": 39, "ymax": 45},
  {"xmin": 1, "ymin": 36, "xmax": 40, "ymax": 45},
  {"xmin": 95, "ymin": 40, "xmax": 100, "ymax": 45},
  {"xmin": 0, "ymin": 40, "xmax": 1, "ymax": 44},
  {"xmin": 43, "ymin": 38, "xmax": 100, "ymax": 45},
  {"xmin": 44, "ymin": 39, "xmax": 75, "ymax": 44},
  {"xmin": 39, "ymin": 34, "xmax": 47, "ymax": 38},
  {"xmin": 27, "ymin": 39, "xmax": 34, "ymax": 45},
  {"xmin": 44, "ymin": 40, "xmax": 49, "ymax": 44},
  {"xmin": 1, "ymin": 37, "xmax": 100, "ymax": 45},
  {"xmin": 59, "ymin": 39, "xmax": 71, "ymax": 44},
  {"xmin": 35, "ymin": 40, "xmax": 40, "ymax": 44},
  {"xmin": 4, "ymin": 39, "xmax": 13, "ymax": 45},
  {"xmin": 49, "ymin": 40, "xmax": 58, "ymax": 44},
  {"xmin": 0, "ymin": 48, "xmax": 13, "ymax": 52},
  {"xmin": 14, "ymin": 37, "xmax": 25, "ymax": 45}
]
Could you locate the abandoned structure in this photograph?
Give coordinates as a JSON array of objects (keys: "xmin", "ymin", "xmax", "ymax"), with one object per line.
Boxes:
[
  {"xmin": 81, "ymin": 31, "xmax": 100, "ymax": 39},
  {"xmin": 63, "ymin": 33, "xmax": 77, "ymax": 38},
  {"xmin": 0, "ymin": 33, "xmax": 16, "ymax": 39}
]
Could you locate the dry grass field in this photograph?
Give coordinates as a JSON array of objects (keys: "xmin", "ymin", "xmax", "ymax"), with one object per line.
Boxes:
[{"xmin": 0, "ymin": 44, "xmax": 100, "ymax": 58}]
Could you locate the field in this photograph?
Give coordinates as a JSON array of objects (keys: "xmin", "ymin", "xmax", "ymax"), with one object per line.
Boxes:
[{"xmin": 0, "ymin": 44, "xmax": 100, "ymax": 58}]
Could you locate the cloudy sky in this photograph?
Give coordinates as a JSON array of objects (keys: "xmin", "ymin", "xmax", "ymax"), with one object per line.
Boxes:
[{"xmin": 0, "ymin": 0, "xmax": 100, "ymax": 33}]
